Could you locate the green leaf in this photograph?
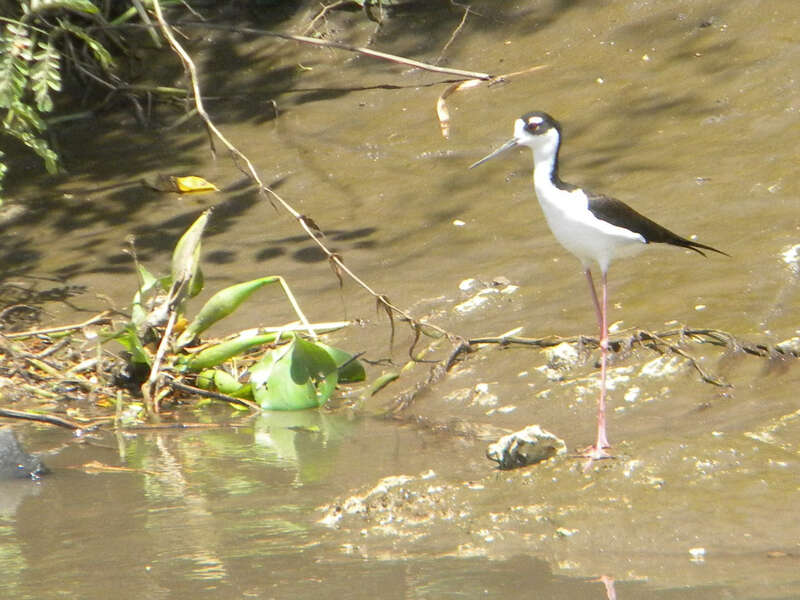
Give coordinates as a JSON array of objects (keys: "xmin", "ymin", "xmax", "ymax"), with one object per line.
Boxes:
[
  {"xmin": 2, "ymin": 112, "xmax": 59, "ymax": 173},
  {"xmin": 169, "ymin": 209, "xmax": 209, "ymax": 311},
  {"xmin": 207, "ymin": 368, "xmax": 250, "ymax": 397},
  {"xmin": 179, "ymin": 332, "xmax": 279, "ymax": 372},
  {"xmin": 0, "ymin": 24, "xmax": 31, "ymax": 107},
  {"xmin": 172, "ymin": 211, "xmax": 209, "ymax": 286},
  {"xmin": 31, "ymin": 38, "xmax": 61, "ymax": 113},
  {"xmin": 176, "ymin": 275, "xmax": 279, "ymax": 348},
  {"xmin": 113, "ymin": 324, "xmax": 151, "ymax": 366},
  {"xmin": 251, "ymin": 336, "xmax": 338, "ymax": 411},
  {"xmin": 57, "ymin": 19, "xmax": 114, "ymax": 71},
  {"xmin": 315, "ymin": 342, "xmax": 366, "ymax": 383},
  {"xmin": 188, "ymin": 265, "xmax": 204, "ymax": 298},
  {"xmin": 130, "ymin": 265, "xmax": 167, "ymax": 331},
  {"xmin": 4, "ymin": 100, "xmax": 46, "ymax": 132}
]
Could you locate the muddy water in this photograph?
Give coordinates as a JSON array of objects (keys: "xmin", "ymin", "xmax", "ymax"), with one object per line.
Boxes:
[{"xmin": 2, "ymin": 0, "xmax": 800, "ymax": 598}]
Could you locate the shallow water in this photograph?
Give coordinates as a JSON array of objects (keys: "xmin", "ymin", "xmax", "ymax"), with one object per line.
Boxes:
[{"xmin": 2, "ymin": 0, "xmax": 800, "ymax": 597}]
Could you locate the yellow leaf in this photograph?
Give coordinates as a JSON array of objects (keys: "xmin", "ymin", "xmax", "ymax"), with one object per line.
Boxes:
[{"xmin": 174, "ymin": 176, "xmax": 219, "ymax": 193}]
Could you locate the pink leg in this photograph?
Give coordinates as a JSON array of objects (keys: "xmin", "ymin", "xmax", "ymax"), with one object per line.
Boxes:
[
  {"xmin": 584, "ymin": 269, "xmax": 612, "ymax": 460},
  {"xmin": 584, "ymin": 269, "xmax": 602, "ymax": 326}
]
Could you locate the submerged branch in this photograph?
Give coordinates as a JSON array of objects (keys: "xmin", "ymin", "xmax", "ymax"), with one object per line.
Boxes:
[
  {"xmin": 386, "ymin": 339, "xmax": 471, "ymax": 414},
  {"xmin": 0, "ymin": 407, "xmax": 94, "ymax": 431},
  {"xmin": 470, "ymin": 326, "xmax": 800, "ymax": 389},
  {"xmin": 165, "ymin": 375, "xmax": 261, "ymax": 412}
]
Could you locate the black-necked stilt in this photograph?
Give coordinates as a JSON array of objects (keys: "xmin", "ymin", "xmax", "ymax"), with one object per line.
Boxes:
[{"xmin": 470, "ymin": 111, "xmax": 727, "ymax": 460}]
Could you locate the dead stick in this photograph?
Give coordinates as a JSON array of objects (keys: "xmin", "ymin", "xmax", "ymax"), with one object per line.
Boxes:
[
  {"xmin": 4, "ymin": 311, "xmax": 113, "ymax": 339},
  {"xmin": 0, "ymin": 407, "xmax": 91, "ymax": 431},
  {"xmin": 165, "ymin": 375, "xmax": 261, "ymax": 412}
]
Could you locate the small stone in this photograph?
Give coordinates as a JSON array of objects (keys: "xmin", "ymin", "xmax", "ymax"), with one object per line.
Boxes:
[
  {"xmin": 776, "ymin": 337, "xmax": 800, "ymax": 354},
  {"xmin": 491, "ymin": 276, "xmax": 511, "ymax": 287},
  {"xmin": 486, "ymin": 425, "xmax": 567, "ymax": 469},
  {"xmin": 544, "ymin": 342, "xmax": 579, "ymax": 370}
]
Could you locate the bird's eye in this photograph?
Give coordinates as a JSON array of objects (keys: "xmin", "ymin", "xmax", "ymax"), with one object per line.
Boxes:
[{"xmin": 525, "ymin": 121, "xmax": 540, "ymax": 133}]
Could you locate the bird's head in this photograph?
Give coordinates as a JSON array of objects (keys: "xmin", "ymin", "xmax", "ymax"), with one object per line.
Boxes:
[{"xmin": 470, "ymin": 111, "xmax": 561, "ymax": 169}]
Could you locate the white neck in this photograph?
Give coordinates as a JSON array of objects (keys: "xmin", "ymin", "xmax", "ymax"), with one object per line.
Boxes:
[
  {"xmin": 524, "ymin": 127, "xmax": 561, "ymax": 193},
  {"xmin": 532, "ymin": 149, "xmax": 558, "ymax": 193}
]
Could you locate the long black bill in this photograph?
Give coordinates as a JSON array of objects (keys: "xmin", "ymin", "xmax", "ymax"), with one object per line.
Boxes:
[{"xmin": 469, "ymin": 138, "xmax": 519, "ymax": 169}]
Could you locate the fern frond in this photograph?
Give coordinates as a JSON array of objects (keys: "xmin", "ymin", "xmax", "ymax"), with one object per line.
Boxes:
[
  {"xmin": 0, "ymin": 23, "xmax": 33, "ymax": 108},
  {"xmin": 3, "ymin": 100, "xmax": 46, "ymax": 133},
  {"xmin": 2, "ymin": 112, "xmax": 59, "ymax": 174},
  {"xmin": 31, "ymin": 37, "xmax": 62, "ymax": 113}
]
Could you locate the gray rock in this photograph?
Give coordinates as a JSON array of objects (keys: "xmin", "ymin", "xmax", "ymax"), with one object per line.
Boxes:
[
  {"xmin": 486, "ymin": 424, "xmax": 567, "ymax": 469},
  {"xmin": 0, "ymin": 428, "xmax": 48, "ymax": 480}
]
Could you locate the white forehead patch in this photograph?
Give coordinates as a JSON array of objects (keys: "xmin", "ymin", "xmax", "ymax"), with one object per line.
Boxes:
[{"xmin": 527, "ymin": 115, "xmax": 544, "ymax": 125}]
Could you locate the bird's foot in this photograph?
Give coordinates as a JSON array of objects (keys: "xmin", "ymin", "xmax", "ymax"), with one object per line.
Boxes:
[
  {"xmin": 578, "ymin": 444, "xmax": 614, "ymax": 472},
  {"xmin": 579, "ymin": 444, "xmax": 613, "ymax": 460}
]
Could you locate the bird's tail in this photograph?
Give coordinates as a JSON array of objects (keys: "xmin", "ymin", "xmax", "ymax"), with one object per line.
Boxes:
[{"xmin": 681, "ymin": 239, "xmax": 730, "ymax": 257}]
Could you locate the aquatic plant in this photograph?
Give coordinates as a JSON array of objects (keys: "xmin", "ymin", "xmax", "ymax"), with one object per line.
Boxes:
[{"xmin": 108, "ymin": 210, "xmax": 365, "ymax": 414}]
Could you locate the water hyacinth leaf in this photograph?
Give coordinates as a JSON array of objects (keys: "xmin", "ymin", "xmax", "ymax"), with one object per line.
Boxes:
[
  {"xmin": 195, "ymin": 369, "xmax": 215, "ymax": 390},
  {"xmin": 170, "ymin": 210, "xmax": 209, "ymax": 307},
  {"xmin": 315, "ymin": 342, "xmax": 366, "ymax": 383},
  {"xmin": 188, "ymin": 265, "xmax": 204, "ymax": 298},
  {"xmin": 130, "ymin": 264, "xmax": 163, "ymax": 329},
  {"xmin": 195, "ymin": 369, "xmax": 253, "ymax": 399},
  {"xmin": 210, "ymin": 369, "xmax": 247, "ymax": 397},
  {"xmin": 179, "ymin": 332, "xmax": 279, "ymax": 372},
  {"xmin": 252, "ymin": 336, "xmax": 338, "ymax": 411},
  {"xmin": 176, "ymin": 276, "xmax": 279, "ymax": 348}
]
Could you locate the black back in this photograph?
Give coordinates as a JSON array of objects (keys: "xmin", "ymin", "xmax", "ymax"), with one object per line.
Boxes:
[{"xmin": 587, "ymin": 193, "xmax": 728, "ymax": 257}]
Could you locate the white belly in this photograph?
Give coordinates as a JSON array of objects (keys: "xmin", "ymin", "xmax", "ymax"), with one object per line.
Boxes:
[{"xmin": 535, "ymin": 185, "xmax": 646, "ymax": 273}]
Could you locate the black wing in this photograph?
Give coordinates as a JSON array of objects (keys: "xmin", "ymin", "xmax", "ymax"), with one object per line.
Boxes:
[{"xmin": 586, "ymin": 193, "xmax": 729, "ymax": 257}]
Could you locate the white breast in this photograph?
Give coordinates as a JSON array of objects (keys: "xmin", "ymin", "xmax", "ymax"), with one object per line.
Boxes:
[{"xmin": 533, "ymin": 179, "xmax": 646, "ymax": 273}]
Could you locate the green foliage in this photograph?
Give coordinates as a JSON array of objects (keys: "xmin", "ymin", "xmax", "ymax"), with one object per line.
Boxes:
[
  {"xmin": 56, "ymin": 18, "xmax": 114, "ymax": 70},
  {"xmin": 106, "ymin": 212, "xmax": 364, "ymax": 412},
  {"xmin": 178, "ymin": 332, "xmax": 280, "ymax": 372},
  {"xmin": 176, "ymin": 276, "xmax": 280, "ymax": 349},
  {"xmin": 251, "ymin": 335, "xmax": 339, "ymax": 411},
  {"xmin": 31, "ymin": 37, "xmax": 62, "ymax": 113},
  {"xmin": 0, "ymin": 20, "xmax": 58, "ymax": 191},
  {"xmin": 0, "ymin": 0, "xmax": 117, "ymax": 198}
]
